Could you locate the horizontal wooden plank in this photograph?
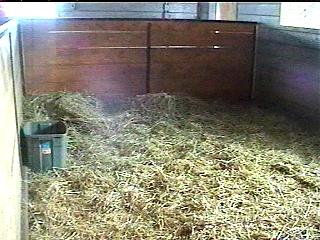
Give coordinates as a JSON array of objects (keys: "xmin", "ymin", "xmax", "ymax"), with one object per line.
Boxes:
[
  {"xmin": 165, "ymin": 13, "xmax": 197, "ymax": 19},
  {"xmin": 150, "ymin": 48, "xmax": 254, "ymax": 67},
  {"xmin": 75, "ymin": 2, "xmax": 165, "ymax": 12},
  {"xmin": 150, "ymin": 72, "xmax": 252, "ymax": 99},
  {"xmin": 150, "ymin": 31, "xmax": 254, "ymax": 46},
  {"xmin": 20, "ymin": 20, "xmax": 149, "ymax": 33},
  {"xmin": 151, "ymin": 63, "xmax": 252, "ymax": 79},
  {"xmin": 23, "ymin": 32, "xmax": 147, "ymax": 49},
  {"xmin": 166, "ymin": 3, "xmax": 198, "ymax": 13},
  {"xmin": 150, "ymin": 21, "xmax": 255, "ymax": 33},
  {"xmin": 24, "ymin": 48, "xmax": 146, "ymax": 66},
  {"xmin": 26, "ymin": 80, "xmax": 146, "ymax": 96},
  {"xmin": 150, "ymin": 67, "xmax": 251, "ymax": 86},
  {"xmin": 237, "ymin": 3, "xmax": 280, "ymax": 16},
  {"xmin": 58, "ymin": 11, "xmax": 164, "ymax": 19},
  {"xmin": 237, "ymin": 14, "xmax": 280, "ymax": 26},
  {"xmin": 24, "ymin": 64, "xmax": 146, "ymax": 84}
]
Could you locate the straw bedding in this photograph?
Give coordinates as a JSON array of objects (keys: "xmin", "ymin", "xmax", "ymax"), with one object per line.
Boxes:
[{"xmin": 24, "ymin": 92, "xmax": 320, "ymax": 240}]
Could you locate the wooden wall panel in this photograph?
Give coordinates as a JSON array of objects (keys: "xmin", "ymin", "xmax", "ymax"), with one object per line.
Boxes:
[
  {"xmin": 149, "ymin": 21, "xmax": 255, "ymax": 99},
  {"xmin": 24, "ymin": 64, "xmax": 146, "ymax": 83},
  {"xmin": 151, "ymin": 32, "xmax": 253, "ymax": 47},
  {"xmin": 22, "ymin": 20, "xmax": 148, "ymax": 97},
  {"xmin": 24, "ymin": 32, "xmax": 146, "ymax": 49},
  {"xmin": 151, "ymin": 62, "xmax": 252, "ymax": 78},
  {"xmin": 150, "ymin": 21, "xmax": 254, "ymax": 32},
  {"xmin": 150, "ymin": 48, "xmax": 252, "ymax": 65},
  {"xmin": 22, "ymin": 20, "xmax": 148, "ymax": 32},
  {"xmin": 25, "ymin": 64, "xmax": 146, "ymax": 94},
  {"xmin": 24, "ymin": 48, "xmax": 146, "ymax": 66},
  {"xmin": 24, "ymin": 64, "xmax": 146, "ymax": 97},
  {"xmin": 22, "ymin": 19, "xmax": 256, "ymax": 100}
]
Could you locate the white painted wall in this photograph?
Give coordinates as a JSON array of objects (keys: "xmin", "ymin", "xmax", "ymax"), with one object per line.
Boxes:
[{"xmin": 0, "ymin": 20, "xmax": 22, "ymax": 240}]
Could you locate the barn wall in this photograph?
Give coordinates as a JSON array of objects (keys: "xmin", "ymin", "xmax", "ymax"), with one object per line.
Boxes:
[
  {"xmin": 21, "ymin": 20, "xmax": 149, "ymax": 100},
  {"xmin": 237, "ymin": 3, "xmax": 320, "ymax": 121},
  {"xmin": 57, "ymin": 2, "xmax": 216, "ymax": 20},
  {"xmin": 21, "ymin": 19, "xmax": 256, "ymax": 101},
  {"xmin": 149, "ymin": 21, "xmax": 255, "ymax": 99},
  {"xmin": 0, "ymin": 19, "xmax": 24, "ymax": 240}
]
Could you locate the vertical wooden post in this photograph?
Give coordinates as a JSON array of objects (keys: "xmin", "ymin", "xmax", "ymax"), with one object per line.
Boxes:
[
  {"xmin": 162, "ymin": 2, "xmax": 166, "ymax": 19},
  {"xmin": 197, "ymin": 3, "xmax": 201, "ymax": 20},
  {"xmin": 251, "ymin": 24, "xmax": 259, "ymax": 100},
  {"xmin": 216, "ymin": 2, "xmax": 237, "ymax": 21},
  {"xmin": 17, "ymin": 22, "xmax": 26, "ymax": 96},
  {"xmin": 197, "ymin": 2, "xmax": 210, "ymax": 20},
  {"xmin": 21, "ymin": 166, "xmax": 29, "ymax": 240},
  {"xmin": 146, "ymin": 22, "xmax": 151, "ymax": 93}
]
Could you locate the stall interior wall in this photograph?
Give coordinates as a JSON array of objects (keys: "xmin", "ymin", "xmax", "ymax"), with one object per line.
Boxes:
[
  {"xmin": 21, "ymin": 19, "xmax": 256, "ymax": 101},
  {"xmin": 0, "ymin": 19, "xmax": 24, "ymax": 240},
  {"xmin": 237, "ymin": 3, "xmax": 320, "ymax": 122}
]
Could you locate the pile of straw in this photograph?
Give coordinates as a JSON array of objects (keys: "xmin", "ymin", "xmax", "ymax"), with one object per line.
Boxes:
[{"xmin": 24, "ymin": 92, "xmax": 320, "ymax": 239}]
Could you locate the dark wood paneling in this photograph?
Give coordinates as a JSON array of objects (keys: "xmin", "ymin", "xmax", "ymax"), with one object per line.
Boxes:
[
  {"xmin": 150, "ymin": 76, "xmax": 251, "ymax": 99},
  {"xmin": 22, "ymin": 20, "xmax": 148, "ymax": 97},
  {"xmin": 25, "ymin": 64, "xmax": 147, "ymax": 96},
  {"xmin": 150, "ymin": 48, "xmax": 253, "ymax": 64},
  {"xmin": 151, "ymin": 62, "xmax": 251, "ymax": 79},
  {"xmin": 24, "ymin": 64, "xmax": 146, "ymax": 83},
  {"xmin": 21, "ymin": 20, "xmax": 149, "ymax": 32},
  {"xmin": 149, "ymin": 21, "xmax": 255, "ymax": 99},
  {"xmin": 151, "ymin": 21, "xmax": 255, "ymax": 33},
  {"xmin": 24, "ymin": 32, "xmax": 147, "ymax": 49},
  {"xmin": 22, "ymin": 19, "xmax": 255, "ymax": 100},
  {"xmin": 151, "ymin": 31, "xmax": 253, "ymax": 47},
  {"xmin": 24, "ymin": 48, "xmax": 146, "ymax": 66},
  {"xmin": 150, "ymin": 63, "xmax": 252, "ymax": 99},
  {"xmin": 26, "ymin": 80, "xmax": 146, "ymax": 96}
]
